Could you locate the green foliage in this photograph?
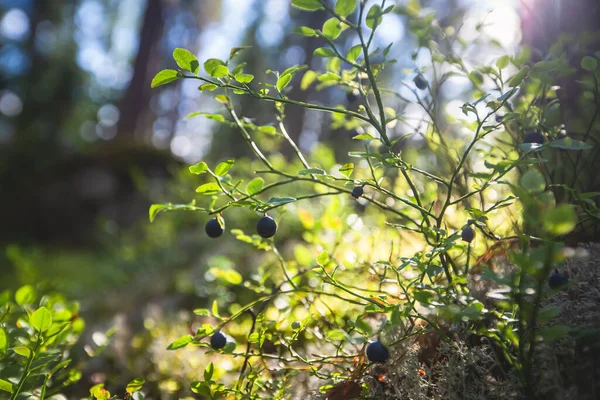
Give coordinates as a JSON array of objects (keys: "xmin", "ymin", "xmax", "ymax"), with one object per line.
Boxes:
[
  {"xmin": 0, "ymin": 285, "xmax": 84, "ymax": 399},
  {"xmin": 144, "ymin": 0, "xmax": 600, "ymax": 395}
]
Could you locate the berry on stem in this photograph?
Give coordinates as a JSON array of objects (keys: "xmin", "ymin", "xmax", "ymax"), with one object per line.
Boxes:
[
  {"xmin": 205, "ymin": 217, "xmax": 224, "ymax": 238},
  {"xmin": 257, "ymin": 215, "xmax": 277, "ymax": 238},
  {"xmin": 461, "ymin": 226, "xmax": 475, "ymax": 243},
  {"xmin": 413, "ymin": 74, "xmax": 428, "ymax": 90},
  {"xmin": 210, "ymin": 331, "xmax": 227, "ymax": 349},
  {"xmin": 366, "ymin": 340, "xmax": 389, "ymax": 363},
  {"xmin": 548, "ymin": 271, "xmax": 568, "ymax": 290},
  {"xmin": 524, "ymin": 131, "xmax": 544, "ymax": 145},
  {"xmin": 351, "ymin": 186, "xmax": 364, "ymax": 199},
  {"xmin": 346, "ymin": 89, "xmax": 359, "ymax": 103}
]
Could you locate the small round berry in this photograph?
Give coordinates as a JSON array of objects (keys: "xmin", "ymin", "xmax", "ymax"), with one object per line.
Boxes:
[
  {"xmin": 257, "ymin": 215, "xmax": 277, "ymax": 238},
  {"xmin": 524, "ymin": 131, "xmax": 544, "ymax": 145},
  {"xmin": 351, "ymin": 186, "xmax": 364, "ymax": 199},
  {"xmin": 346, "ymin": 89, "xmax": 359, "ymax": 103},
  {"xmin": 461, "ymin": 227, "xmax": 475, "ymax": 243},
  {"xmin": 413, "ymin": 74, "xmax": 428, "ymax": 90},
  {"xmin": 548, "ymin": 272, "xmax": 568, "ymax": 290},
  {"xmin": 210, "ymin": 331, "xmax": 227, "ymax": 350},
  {"xmin": 495, "ymin": 114, "xmax": 504, "ymax": 123},
  {"xmin": 366, "ymin": 340, "xmax": 389, "ymax": 363},
  {"xmin": 205, "ymin": 218, "xmax": 224, "ymax": 238}
]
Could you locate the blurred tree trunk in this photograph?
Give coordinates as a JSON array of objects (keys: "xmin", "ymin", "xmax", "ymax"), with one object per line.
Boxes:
[{"xmin": 116, "ymin": 0, "xmax": 164, "ymax": 141}]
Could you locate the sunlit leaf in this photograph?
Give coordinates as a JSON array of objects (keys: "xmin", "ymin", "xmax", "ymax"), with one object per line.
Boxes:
[{"xmin": 173, "ymin": 48, "xmax": 199, "ymax": 75}]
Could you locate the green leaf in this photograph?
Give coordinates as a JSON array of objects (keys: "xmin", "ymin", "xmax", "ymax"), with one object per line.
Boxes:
[
  {"xmin": 276, "ymin": 73, "xmax": 293, "ymax": 92},
  {"xmin": 151, "ymin": 69, "xmax": 179, "ymax": 88},
  {"xmin": 314, "ymin": 47, "xmax": 337, "ymax": 58},
  {"xmin": 13, "ymin": 347, "xmax": 31, "ymax": 357},
  {"xmin": 366, "ymin": 5, "xmax": 383, "ymax": 29},
  {"xmin": 167, "ymin": 335, "xmax": 193, "ymax": 350},
  {"xmin": 247, "ymin": 177, "xmax": 265, "ymax": 195},
  {"xmin": 173, "ymin": 48, "xmax": 199, "ymax": 75},
  {"xmin": 412, "ymin": 290, "xmax": 434, "ymax": 304},
  {"xmin": 294, "ymin": 26, "xmax": 317, "ymax": 37},
  {"xmin": 215, "ymin": 159, "xmax": 235, "ymax": 176},
  {"xmin": 234, "ymin": 73, "xmax": 254, "ymax": 84},
  {"xmin": 204, "ymin": 58, "xmax": 225, "ymax": 75},
  {"xmin": 258, "ymin": 125, "xmax": 277, "ymax": 134},
  {"xmin": 31, "ymin": 306, "xmax": 52, "ymax": 332},
  {"xmin": 520, "ymin": 170, "xmax": 546, "ymax": 193},
  {"xmin": 15, "ymin": 285, "xmax": 36, "ymax": 306},
  {"xmin": 215, "ymin": 94, "xmax": 228, "ymax": 103},
  {"xmin": 291, "ymin": 0, "xmax": 324, "ymax": 11},
  {"xmin": 346, "ymin": 45, "xmax": 362, "ymax": 63},
  {"xmin": 317, "ymin": 251, "xmax": 329, "ymax": 266},
  {"xmin": 301, "ymin": 70, "xmax": 318, "ymax": 90},
  {"xmin": 353, "ymin": 134, "xmax": 376, "ymax": 140},
  {"xmin": 508, "ymin": 66, "xmax": 530, "ymax": 87},
  {"xmin": 209, "ymin": 268, "xmax": 243, "ymax": 285},
  {"xmin": 298, "ymin": 168, "xmax": 326, "ymax": 175},
  {"xmin": 322, "ymin": 18, "xmax": 342, "ymax": 40},
  {"xmin": 126, "ymin": 377, "xmax": 145, "ymax": 394},
  {"xmin": 326, "ymin": 329, "xmax": 347, "ymax": 341},
  {"xmin": 210, "ymin": 65, "xmax": 230, "ymax": 78},
  {"xmin": 496, "ymin": 55, "xmax": 510, "ymax": 70},
  {"xmin": 0, "ymin": 328, "xmax": 7, "ymax": 358},
  {"xmin": 265, "ymin": 197, "xmax": 296, "ymax": 206},
  {"xmin": 199, "ymin": 83, "xmax": 218, "ymax": 92},
  {"xmin": 189, "ymin": 161, "xmax": 209, "ymax": 175},
  {"xmin": 543, "ymin": 204, "xmax": 577, "ymax": 235},
  {"xmin": 550, "ymin": 137, "xmax": 592, "ymax": 150},
  {"xmin": 0, "ymin": 379, "xmax": 14, "ymax": 394},
  {"xmin": 204, "ymin": 362, "xmax": 214, "ymax": 381},
  {"xmin": 339, "ymin": 162, "xmax": 354, "ymax": 178},
  {"xmin": 196, "ymin": 183, "xmax": 222, "ymax": 195},
  {"xmin": 335, "ymin": 0, "xmax": 357, "ymax": 16},
  {"xmin": 581, "ymin": 56, "xmax": 598, "ymax": 71},
  {"xmin": 148, "ymin": 204, "xmax": 168, "ymax": 222},
  {"xmin": 468, "ymin": 71, "xmax": 484, "ymax": 86},
  {"xmin": 212, "ymin": 300, "xmax": 220, "ymax": 318}
]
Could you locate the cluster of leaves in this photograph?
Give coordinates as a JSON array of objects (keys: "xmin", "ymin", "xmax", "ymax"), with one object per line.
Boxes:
[
  {"xmin": 141, "ymin": 0, "xmax": 598, "ymax": 398},
  {"xmin": 0, "ymin": 285, "xmax": 84, "ymax": 399}
]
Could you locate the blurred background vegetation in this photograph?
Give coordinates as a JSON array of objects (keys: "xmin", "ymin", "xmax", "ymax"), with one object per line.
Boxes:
[{"xmin": 0, "ymin": 0, "xmax": 598, "ymax": 398}]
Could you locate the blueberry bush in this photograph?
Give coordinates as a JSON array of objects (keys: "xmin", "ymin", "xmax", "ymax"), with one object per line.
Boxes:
[
  {"xmin": 146, "ymin": 0, "xmax": 599, "ymax": 398},
  {"xmin": 3, "ymin": 0, "xmax": 598, "ymax": 399}
]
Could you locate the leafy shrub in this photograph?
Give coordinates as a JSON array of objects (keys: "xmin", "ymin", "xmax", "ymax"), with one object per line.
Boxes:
[{"xmin": 146, "ymin": 0, "xmax": 599, "ymax": 398}]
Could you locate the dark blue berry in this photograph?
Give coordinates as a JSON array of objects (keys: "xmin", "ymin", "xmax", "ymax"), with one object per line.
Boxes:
[
  {"xmin": 205, "ymin": 218, "xmax": 224, "ymax": 238},
  {"xmin": 346, "ymin": 89, "xmax": 359, "ymax": 103},
  {"xmin": 524, "ymin": 131, "xmax": 544, "ymax": 145},
  {"xmin": 461, "ymin": 227, "xmax": 475, "ymax": 243},
  {"xmin": 413, "ymin": 74, "xmax": 428, "ymax": 90},
  {"xmin": 257, "ymin": 215, "xmax": 277, "ymax": 238},
  {"xmin": 548, "ymin": 273, "xmax": 568, "ymax": 290},
  {"xmin": 352, "ymin": 186, "xmax": 364, "ymax": 199},
  {"xmin": 495, "ymin": 114, "xmax": 504, "ymax": 123},
  {"xmin": 366, "ymin": 340, "xmax": 389, "ymax": 363},
  {"xmin": 210, "ymin": 331, "xmax": 227, "ymax": 349}
]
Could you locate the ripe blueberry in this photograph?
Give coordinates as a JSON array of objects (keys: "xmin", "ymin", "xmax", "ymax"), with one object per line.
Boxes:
[
  {"xmin": 210, "ymin": 331, "xmax": 227, "ymax": 349},
  {"xmin": 461, "ymin": 227, "xmax": 475, "ymax": 243},
  {"xmin": 413, "ymin": 74, "xmax": 428, "ymax": 90},
  {"xmin": 346, "ymin": 89, "xmax": 359, "ymax": 103},
  {"xmin": 257, "ymin": 215, "xmax": 277, "ymax": 238},
  {"xmin": 524, "ymin": 131, "xmax": 544, "ymax": 145},
  {"xmin": 548, "ymin": 272, "xmax": 568, "ymax": 290},
  {"xmin": 366, "ymin": 340, "xmax": 389, "ymax": 363},
  {"xmin": 495, "ymin": 114, "xmax": 504, "ymax": 123},
  {"xmin": 205, "ymin": 217, "xmax": 224, "ymax": 238},
  {"xmin": 352, "ymin": 186, "xmax": 364, "ymax": 199}
]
